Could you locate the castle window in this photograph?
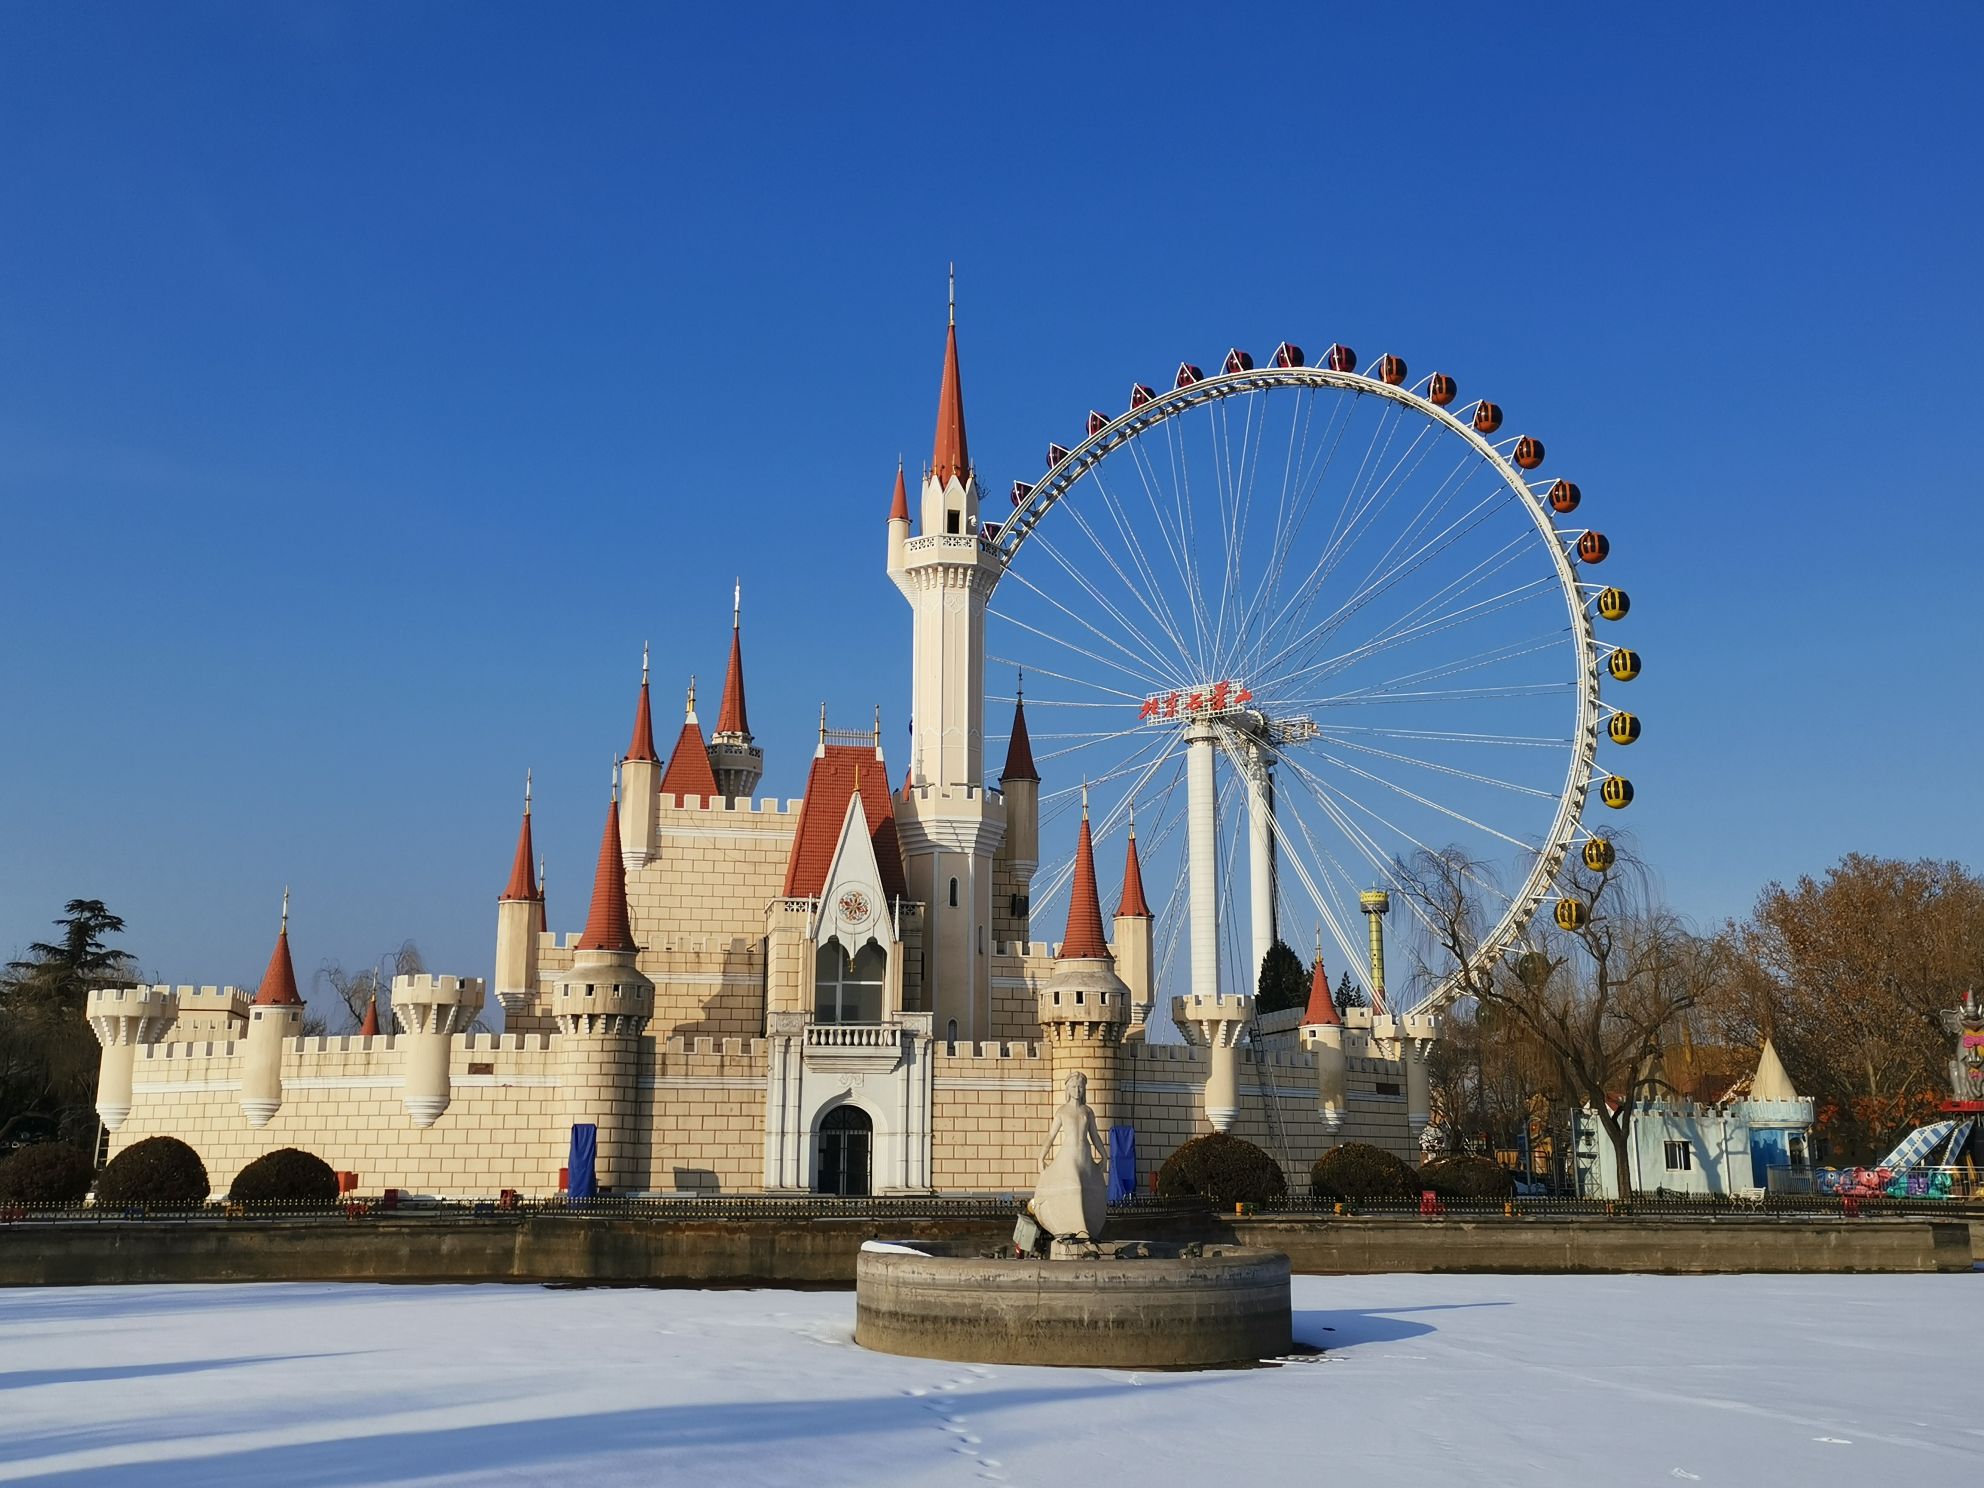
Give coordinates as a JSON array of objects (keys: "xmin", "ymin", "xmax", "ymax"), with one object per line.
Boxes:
[
  {"xmin": 946, "ymin": 1018, "xmax": 957, "ymax": 1047},
  {"xmin": 814, "ymin": 942, "xmax": 885, "ymax": 1024},
  {"xmin": 1663, "ymin": 1140, "xmax": 1692, "ymax": 1172},
  {"xmin": 949, "ymin": 877, "xmax": 959, "ymax": 907},
  {"xmin": 946, "ymin": 509, "xmax": 961, "ymax": 535},
  {"xmin": 1376, "ymin": 1080, "xmax": 1401, "ymax": 1097}
]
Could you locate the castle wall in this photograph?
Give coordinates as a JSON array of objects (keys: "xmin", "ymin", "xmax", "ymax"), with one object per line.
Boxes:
[
  {"xmin": 644, "ymin": 1036, "xmax": 769, "ymax": 1193},
  {"xmin": 110, "ymin": 1031, "xmax": 773, "ymax": 1199},
  {"xmin": 116, "ymin": 1034, "xmax": 565, "ymax": 1197},
  {"xmin": 930, "ymin": 1041, "xmax": 1052, "ymax": 1191}
]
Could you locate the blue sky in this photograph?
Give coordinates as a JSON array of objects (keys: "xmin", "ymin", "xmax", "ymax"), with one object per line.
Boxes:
[{"xmin": 2, "ymin": 4, "xmax": 1978, "ymax": 1001}]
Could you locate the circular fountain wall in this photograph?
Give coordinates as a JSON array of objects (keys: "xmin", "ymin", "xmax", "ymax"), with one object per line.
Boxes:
[{"xmin": 855, "ymin": 1241, "xmax": 1292, "ymax": 1368}]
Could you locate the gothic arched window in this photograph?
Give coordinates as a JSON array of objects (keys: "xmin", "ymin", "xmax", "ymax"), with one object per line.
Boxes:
[{"xmin": 814, "ymin": 941, "xmax": 885, "ymax": 1024}]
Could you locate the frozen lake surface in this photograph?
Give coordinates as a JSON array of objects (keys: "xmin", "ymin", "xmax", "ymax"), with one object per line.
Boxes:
[{"xmin": 1, "ymin": 1272, "xmax": 1976, "ymax": 1486}]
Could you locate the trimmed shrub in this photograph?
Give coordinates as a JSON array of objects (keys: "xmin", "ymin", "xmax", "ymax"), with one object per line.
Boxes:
[
  {"xmin": 229, "ymin": 1147, "xmax": 339, "ymax": 1205},
  {"xmin": 0, "ymin": 1144, "xmax": 96, "ymax": 1205},
  {"xmin": 1310, "ymin": 1142, "xmax": 1422, "ymax": 1201},
  {"xmin": 94, "ymin": 1135, "xmax": 209, "ymax": 1207},
  {"xmin": 1418, "ymin": 1155, "xmax": 1517, "ymax": 1200},
  {"xmin": 1156, "ymin": 1131, "xmax": 1289, "ymax": 1207}
]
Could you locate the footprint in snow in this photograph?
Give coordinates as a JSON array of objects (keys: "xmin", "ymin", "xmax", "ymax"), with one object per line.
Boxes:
[{"xmin": 1813, "ymin": 1437, "xmax": 1853, "ymax": 1445}]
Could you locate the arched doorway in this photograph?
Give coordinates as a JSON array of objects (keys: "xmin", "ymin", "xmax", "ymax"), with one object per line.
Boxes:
[{"xmin": 816, "ymin": 1104, "xmax": 872, "ymax": 1197}]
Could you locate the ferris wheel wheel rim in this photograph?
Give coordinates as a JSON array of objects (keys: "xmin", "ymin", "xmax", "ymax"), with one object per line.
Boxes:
[{"xmin": 991, "ymin": 359, "xmax": 1604, "ymax": 1020}]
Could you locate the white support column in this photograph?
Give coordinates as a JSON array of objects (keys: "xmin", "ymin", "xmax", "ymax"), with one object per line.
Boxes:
[
  {"xmin": 1245, "ymin": 740, "xmax": 1276, "ymax": 987},
  {"xmin": 1187, "ymin": 723, "xmax": 1219, "ymax": 1002}
]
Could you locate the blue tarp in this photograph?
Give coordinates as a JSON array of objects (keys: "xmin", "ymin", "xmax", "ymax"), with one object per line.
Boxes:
[
  {"xmin": 1108, "ymin": 1125, "xmax": 1137, "ymax": 1203},
  {"xmin": 568, "ymin": 1123, "xmax": 598, "ymax": 1199}
]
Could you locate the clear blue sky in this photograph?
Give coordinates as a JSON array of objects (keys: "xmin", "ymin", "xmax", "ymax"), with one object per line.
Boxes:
[{"xmin": 2, "ymin": 4, "xmax": 1978, "ymax": 1002}]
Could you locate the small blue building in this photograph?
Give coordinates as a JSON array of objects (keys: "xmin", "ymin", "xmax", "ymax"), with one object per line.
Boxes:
[{"xmin": 1580, "ymin": 1039, "xmax": 1814, "ymax": 1198}]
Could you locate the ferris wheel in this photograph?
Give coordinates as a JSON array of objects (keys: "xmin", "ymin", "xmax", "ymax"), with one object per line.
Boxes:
[{"xmin": 985, "ymin": 342, "xmax": 1639, "ymax": 1018}]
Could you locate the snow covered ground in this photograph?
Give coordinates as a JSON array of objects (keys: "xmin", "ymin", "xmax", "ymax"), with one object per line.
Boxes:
[{"xmin": 2, "ymin": 1273, "xmax": 1977, "ymax": 1486}]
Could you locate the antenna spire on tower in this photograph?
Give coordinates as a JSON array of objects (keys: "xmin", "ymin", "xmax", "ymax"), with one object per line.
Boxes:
[
  {"xmin": 280, "ymin": 885, "xmax": 289, "ymax": 933},
  {"xmin": 524, "ymin": 768, "xmax": 532, "ymax": 814},
  {"xmin": 948, "ymin": 261, "xmax": 955, "ymax": 326}
]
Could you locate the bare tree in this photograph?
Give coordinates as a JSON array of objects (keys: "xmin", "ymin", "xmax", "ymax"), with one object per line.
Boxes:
[
  {"xmin": 1397, "ymin": 843, "xmax": 1709, "ymax": 1197},
  {"xmin": 1706, "ymin": 855, "xmax": 1984, "ymax": 1160},
  {"xmin": 314, "ymin": 941, "xmax": 424, "ymax": 1032}
]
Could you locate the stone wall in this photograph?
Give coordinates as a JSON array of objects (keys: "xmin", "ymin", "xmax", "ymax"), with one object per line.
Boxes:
[{"xmin": 2, "ymin": 1213, "xmax": 1969, "ymax": 1288}]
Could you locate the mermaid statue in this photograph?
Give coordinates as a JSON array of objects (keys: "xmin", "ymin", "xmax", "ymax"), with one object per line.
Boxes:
[{"xmin": 1026, "ymin": 1072, "xmax": 1108, "ymax": 1241}]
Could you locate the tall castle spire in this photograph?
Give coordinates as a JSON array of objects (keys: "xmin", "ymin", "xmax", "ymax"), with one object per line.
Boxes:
[
  {"xmin": 625, "ymin": 643, "xmax": 659, "ymax": 763},
  {"xmin": 501, "ymin": 771, "xmax": 537, "ymax": 901},
  {"xmin": 576, "ymin": 778, "xmax": 637, "ymax": 953},
  {"xmin": 1303, "ymin": 932, "xmax": 1340, "ymax": 1026},
  {"xmin": 1116, "ymin": 812, "xmax": 1151, "ymax": 918},
  {"xmin": 254, "ymin": 888, "xmax": 303, "ymax": 1007},
  {"xmin": 1001, "ymin": 676, "xmax": 1039, "ymax": 783},
  {"xmin": 930, "ymin": 295, "xmax": 970, "ymax": 486},
  {"xmin": 716, "ymin": 582, "xmax": 749, "ymax": 739},
  {"xmin": 709, "ymin": 582, "xmax": 765, "ymax": 802},
  {"xmin": 1058, "ymin": 789, "xmax": 1111, "ymax": 962}
]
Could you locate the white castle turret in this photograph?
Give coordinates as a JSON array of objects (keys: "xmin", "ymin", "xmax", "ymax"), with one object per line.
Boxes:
[
  {"xmin": 1173, "ymin": 990, "xmax": 1254, "ymax": 1133},
  {"xmin": 87, "ymin": 983, "xmax": 178, "ymax": 1131},
  {"xmin": 1112, "ymin": 815, "xmax": 1154, "ymax": 1037},
  {"xmin": 1297, "ymin": 939, "xmax": 1347, "ymax": 1132},
  {"xmin": 393, "ymin": 974, "xmax": 485, "ymax": 1127},
  {"xmin": 619, "ymin": 647, "xmax": 661, "ymax": 869},
  {"xmin": 552, "ymin": 776, "xmax": 654, "ymax": 1191},
  {"xmin": 242, "ymin": 890, "xmax": 305, "ymax": 1128},
  {"xmin": 708, "ymin": 583, "xmax": 764, "ymax": 802},
  {"xmin": 889, "ymin": 295, "xmax": 1006, "ymax": 1042},
  {"xmin": 494, "ymin": 772, "xmax": 542, "ymax": 1021},
  {"xmin": 1036, "ymin": 796, "xmax": 1129, "ymax": 1139}
]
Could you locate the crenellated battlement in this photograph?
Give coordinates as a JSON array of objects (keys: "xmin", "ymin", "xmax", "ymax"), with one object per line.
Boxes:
[
  {"xmin": 392, "ymin": 974, "xmax": 487, "ymax": 1002},
  {"xmin": 657, "ymin": 793, "xmax": 804, "ymax": 817},
  {"xmin": 934, "ymin": 1039, "xmax": 1045, "ymax": 1063},
  {"xmin": 660, "ymin": 1034, "xmax": 769, "ymax": 1065}
]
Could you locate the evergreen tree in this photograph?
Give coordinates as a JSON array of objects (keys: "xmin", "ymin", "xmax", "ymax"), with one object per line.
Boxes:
[
  {"xmin": 1, "ymin": 900, "xmax": 138, "ymax": 1142},
  {"xmin": 1255, "ymin": 939, "xmax": 1306, "ymax": 1015},
  {"xmin": 1334, "ymin": 971, "xmax": 1367, "ymax": 1016}
]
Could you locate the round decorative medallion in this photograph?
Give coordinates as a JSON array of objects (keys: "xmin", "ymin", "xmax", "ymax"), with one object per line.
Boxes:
[{"xmin": 837, "ymin": 889, "xmax": 873, "ymax": 926}]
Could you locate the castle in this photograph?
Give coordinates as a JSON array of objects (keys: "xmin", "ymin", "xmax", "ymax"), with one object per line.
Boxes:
[{"xmin": 85, "ymin": 312, "xmax": 1433, "ymax": 1198}]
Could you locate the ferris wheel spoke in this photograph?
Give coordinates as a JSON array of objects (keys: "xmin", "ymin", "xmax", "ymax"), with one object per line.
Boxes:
[
  {"xmin": 1013, "ymin": 530, "xmax": 1195, "ymax": 690},
  {"xmin": 1309, "ymin": 630, "xmax": 1571, "ymax": 706},
  {"xmin": 1267, "ymin": 571, "xmax": 1557, "ymax": 699},
  {"xmin": 1313, "ymin": 722, "xmax": 1569, "ymax": 749},
  {"xmin": 988, "ymin": 599, "xmax": 1180, "ymax": 696},
  {"xmin": 1245, "ymin": 448, "xmax": 1483, "ymax": 685},
  {"xmin": 983, "ymin": 655, "xmax": 1148, "ymax": 705},
  {"xmin": 1253, "ymin": 482, "xmax": 1514, "ymax": 692},
  {"xmin": 1042, "ymin": 477, "xmax": 1206, "ymax": 683},
  {"xmin": 1290, "ymin": 732, "xmax": 1560, "ymax": 801},
  {"xmin": 1086, "ymin": 465, "xmax": 1203, "ymax": 673},
  {"xmin": 1283, "ymin": 745, "xmax": 1539, "ymax": 853},
  {"xmin": 1280, "ymin": 752, "xmax": 1518, "ymax": 914}
]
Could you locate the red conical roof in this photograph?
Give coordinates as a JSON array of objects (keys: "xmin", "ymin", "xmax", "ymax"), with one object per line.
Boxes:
[
  {"xmin": 360, "ymin": 995, "xmax": 381, "ymax": 1037},
  {"xmin": 1304, "ymin": 952, "xmax": 1340, "ymax": 1026},
  {"xmin": 626, "ymin": 670, "xmax": 659, "ymax": 764},
  {"xmin": 716, "ymin": 600, "xmax": 749, "ymax": 739},
  {"xmin": 1057, "ymin": 803, "xmax": 1111, "ymax": 961},
  {"xmin": 501, "ymin": 798, "xmax": 536, "ymax": 901},
  {"xmin": 1116, "ymin": 823, "xmax": 1151, "ymax": 919},
  {"xmin": 888, "ymin": 460, "xmax": 910, "ymax": 523},
  {"xmin": 660, "ymin": 717, "xmax": 720, "ymax": 804},
  {"xmin": 930, "ymin": 321, "xmax": 970, "ymax": 485},
  {"xmin": 254, "ymin": 918, "xmax": 303, "ymax": 1008},
  {"xmin": 1001, "ymin": 691, "xmax": 1039, "ymax": 782},
  {"xmin": 574, "ymin": 795, "xmax": 637, "ymax": 953}
]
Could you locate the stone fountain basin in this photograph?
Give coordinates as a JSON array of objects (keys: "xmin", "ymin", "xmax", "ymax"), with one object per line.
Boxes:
[{"xmin": 854, "ymin": 1240, "xmax": 1292, "ymax": 1368}]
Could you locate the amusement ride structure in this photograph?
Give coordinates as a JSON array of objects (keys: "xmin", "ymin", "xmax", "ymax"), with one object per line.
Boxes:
[{"xmin": 985, "ymin": 342, "xmax": 1640, "ymax": 1019}]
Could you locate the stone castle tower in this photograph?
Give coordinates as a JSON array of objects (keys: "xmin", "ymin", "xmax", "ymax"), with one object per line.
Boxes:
[{"xmin": 888, "ymin": 303, "xmax": 1009, "ymax": 1042}]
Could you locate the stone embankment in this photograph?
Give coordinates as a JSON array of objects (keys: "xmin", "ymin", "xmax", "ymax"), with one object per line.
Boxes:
[{"xmin": 0, "ymin": 1208, "xmax": 1972, "ymax": 1285}]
